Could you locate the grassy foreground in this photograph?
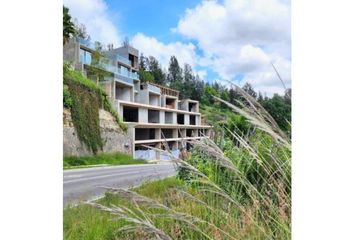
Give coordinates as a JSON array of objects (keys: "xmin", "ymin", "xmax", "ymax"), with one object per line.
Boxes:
[
  {"xmin": 64, "ymin": 178, "xmax": 183, "ymax": 240},
  {"xmin": 63, "ymin": 152, "xmax": 146, "ymax": 169}
]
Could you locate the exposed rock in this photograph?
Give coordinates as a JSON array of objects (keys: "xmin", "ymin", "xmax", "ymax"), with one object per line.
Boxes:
[{"xmin": 63, "ymin": 107, "xmax": 132, "ymax": 156}]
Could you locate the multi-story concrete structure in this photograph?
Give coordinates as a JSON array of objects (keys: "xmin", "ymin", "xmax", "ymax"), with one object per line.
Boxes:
[{"xmin": 64, "ymin": 37, "xmax": 211, "ymax": 160}]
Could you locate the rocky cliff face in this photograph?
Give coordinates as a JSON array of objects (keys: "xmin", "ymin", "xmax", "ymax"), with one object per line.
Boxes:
[{"xmin": 63, "ymin": 108, "xmax": 132, "ymax": 156}]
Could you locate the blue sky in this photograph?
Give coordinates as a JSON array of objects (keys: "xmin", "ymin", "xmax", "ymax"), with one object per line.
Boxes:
[
  {"xmin": 105, "ymin": 0, "xmax": 201, "ymax": 41},
  {"xmin": 64, "ymin": 0, "xmax": 291, "ymax": 96}
]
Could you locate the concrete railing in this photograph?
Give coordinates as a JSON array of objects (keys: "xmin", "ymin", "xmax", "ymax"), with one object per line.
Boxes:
[
  {"xmin": 147, "ymin": 84, "xmax": 161, "ymax": 94},
  {"xmin": 116, "ymin": 55, "xmax": 131, "ymax": 66}
]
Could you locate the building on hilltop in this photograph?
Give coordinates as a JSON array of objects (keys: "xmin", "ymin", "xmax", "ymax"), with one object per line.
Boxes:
[{"xmin": 64, "ymin": 37, "xmax": 211, "ymax": 160}]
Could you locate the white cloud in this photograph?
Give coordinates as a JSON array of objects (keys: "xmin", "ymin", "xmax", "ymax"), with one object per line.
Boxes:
[
  {"xmin": 63, "ymin": 0, "xmax": 122, "ymax": 46},
  {"xmin": 131, "ymin": 33, "xmax": 198, "ymax": 70},
  {"xmin": 196, "ymin": 70, "xmax": 207, "ymax": 79},
  {"xmin": 175, "ymin": 0, "xmax": 291, "ymax": 95}
]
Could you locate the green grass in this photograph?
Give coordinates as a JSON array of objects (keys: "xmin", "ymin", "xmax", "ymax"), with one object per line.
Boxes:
[
  {"xmin": 63, "ymin": 152, "xmax": 147, "ymax": 169},
  {"xmin": 63, "ymin": 178, "xmax": 183, "ymax": 240},
  {"xmin": 64, "ymin": 205, "xmax": 122, "ymax": 240}
]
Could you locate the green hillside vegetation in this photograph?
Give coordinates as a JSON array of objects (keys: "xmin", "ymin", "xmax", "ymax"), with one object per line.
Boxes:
[{"xmin": 63, "ymin": 63, "xmax": 127, "ymax": 155}]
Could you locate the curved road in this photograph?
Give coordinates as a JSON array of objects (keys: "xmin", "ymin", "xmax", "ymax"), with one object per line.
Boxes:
[{"xmin": 63, "ymin": 162, "xmax": 177, "ymax": 206}]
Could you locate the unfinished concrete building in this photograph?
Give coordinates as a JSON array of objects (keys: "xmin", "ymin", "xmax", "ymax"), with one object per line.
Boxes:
[{"xmin": 64, "ymin": 37, "xmax": 211, "ymax": 160}]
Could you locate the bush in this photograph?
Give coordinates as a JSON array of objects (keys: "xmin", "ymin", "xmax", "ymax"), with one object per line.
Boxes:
[{"xmin": 63, "ymin": 85, "xmax": 72, "ymax": 108}]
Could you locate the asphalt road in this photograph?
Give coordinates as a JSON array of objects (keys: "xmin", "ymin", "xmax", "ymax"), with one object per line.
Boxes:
[{"xmin": 63, "ymin": 162, "xmax": 177, "ymax": 206}]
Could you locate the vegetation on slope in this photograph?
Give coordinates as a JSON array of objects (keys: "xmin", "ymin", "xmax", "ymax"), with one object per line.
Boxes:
[
  {"xmin": 63, "ymin": 152, "xmax": 146, "ymax": 169},
  {"xmin": 64, "ymin": 90, "xmax": 291, "ymax": 239},
  {"xmin": 63, "ymin": 63, "xmax": 127, "ymax": 154}
]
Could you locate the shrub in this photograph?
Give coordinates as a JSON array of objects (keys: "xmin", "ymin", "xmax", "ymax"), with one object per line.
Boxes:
[{"xmin": 63, "ymin": 85, "xmax": 72, "ymax": 108}]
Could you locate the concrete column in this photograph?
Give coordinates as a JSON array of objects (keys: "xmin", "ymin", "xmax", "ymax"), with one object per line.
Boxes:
[
  {"xmin": 180, "ymin": 129, "xmax": 186, "ymax": 138},
  {"xmin": 155, "ymin": 128, "xmax": 161, "ymax": 140},
  {"xmin": 139, "ymin": 108, "xmax": 148, "ymax": 123},
  {"xmin": 128, "ymin": 127, "xmax": 135, "ymax": 157},
  {"xmin": 172, "ymin": 112, "xmax": 177, "ymax": 124},
  {"xmin": 196, "ymin": 115, "xmax": 201, "ymax": 125},
  {"xmin": 184, "ymin": 114, "xmax": 190, "ymax": 125},
  {"xmin": 119, "ymin": 104, "xmax": 123, "ymax": 117},
  {"xmin": 155, "ymin": 142, "xmax": 161, "ymax": 160},
  {"xmin": 130, "ymin": 87, "xmax": 134, "ymax": 102},
  {"xmin": 173, "ymin": 129, "xmax": 178, "ymax": 138},
  {"xmin": 159, "ymin": 111, "xmax": 165, "ymax": 124}
]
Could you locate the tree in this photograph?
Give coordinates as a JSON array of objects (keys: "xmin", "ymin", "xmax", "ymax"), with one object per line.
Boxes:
[
  {"xmin": 242, "ymin": 82, "xmax": 257, "ymax": 99},
  {"xmin": 149, "ymin": 56, "xmax": 166, "ymax": 85},
  {"xmin": 284, "ymin": 88, "xmax": 291, "ymax": 105},
  {"xmin": 94, "ymin": 41, "xmax": 104, "ymax": 52},
  {"xmin": 74, "ymin": 19, "xmax": 90, "ymax": 40},
  {"xmin": 201, "ymin": 83, "xmax": 219, "ymax": 105},
  {"xmin": 167, "ymin": 56, "xmax": 183, "ymax": 88},
  {"xmin": 229, "ymin": 87, "xmax": 238, "ymax": 105},
  {"xmin": 139, "ymin": 54, "xmax": 148, "ymax": 71},
  {"xmin": 63, "ymin": 6, "xmax": 75, "ymax": 45},
  {"xmin": 261, "ymin": 94, "xmax": 291, "ymax": 131},
  {"xmin": 190, "ymin": 74, "xmax": 204, "ymax": 101},
  {"xmin": 212, "ymin": 81, "xmax": 221, "ymax": 92},
  {"xmin": 180, "ymin": 64, "xmax": 194, "ymax": 99},
  {"xmin": 257, "ymin": 91, "xmax": 264, "ymax": 103},
  {"xmin": 138, "ymin": 69, "xmax": 154, "ymax": 83}
]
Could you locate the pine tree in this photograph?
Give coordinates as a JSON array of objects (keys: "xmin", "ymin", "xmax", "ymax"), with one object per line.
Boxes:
[
  {"xmin": 148, "ymin": 56, "xmax": 166, "ymax": 85},
  {"xmin": 63, "ymin": 6, "xmax": 75, "ymax": 45},
  {"xmin": 167, "ymin": 56, "xmax": 183, "ymax": 88},
  {"xmin": 181, "ymin": 63, "xmax": 194, "ymax": 98},
  {"xmin": 190, "ymin": 74, "xmax": 204, "ymax": 101},
  {"xmin": 242, "ymin": 82, "xmax": 257, "ymax": 99}
]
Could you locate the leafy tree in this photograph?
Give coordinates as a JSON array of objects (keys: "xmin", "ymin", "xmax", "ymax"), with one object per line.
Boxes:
[
  {"xmin": 201, "ymin": 83, "xmax": 219, "ymax": 104},
  {"xmin": 219, "ymin": 86, "xmax": 230, "ymax": 102},
  {"xmin": 138, "ymin": 69, "xmax": 154, "ymax": 83},
  {"xmin": 261, "ymin": 94, "xmax": 291, "ymax": 131},
  {"xmin": 63, "ymin": 6, "xmax": 75, "ymax": 45}
]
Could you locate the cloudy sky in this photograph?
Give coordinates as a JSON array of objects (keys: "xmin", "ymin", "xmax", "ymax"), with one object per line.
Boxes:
[{"xmin": 64, "ymin": 0, "xmax": 291, "ymax": 96}]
